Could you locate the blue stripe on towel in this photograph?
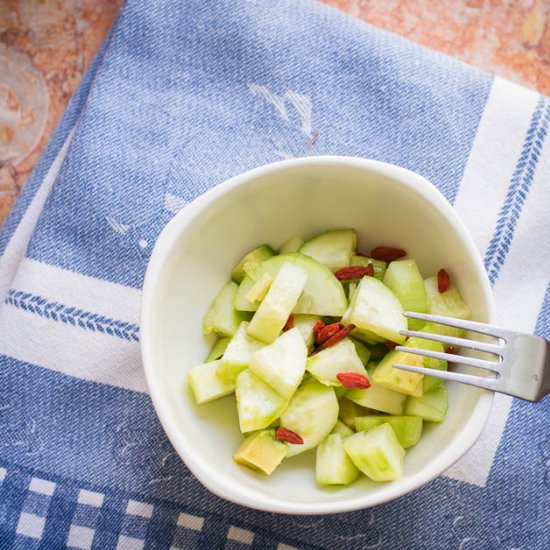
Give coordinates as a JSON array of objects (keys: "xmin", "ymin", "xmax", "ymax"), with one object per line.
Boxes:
[{"xmin": 484, "ymin": 96, "xmax": 550, "ymax": 285}]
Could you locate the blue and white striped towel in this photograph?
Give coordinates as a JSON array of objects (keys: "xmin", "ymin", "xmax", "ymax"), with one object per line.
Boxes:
[{"xmin": 0, "ymin": 1, "xmax": 549, "ymax": 548}]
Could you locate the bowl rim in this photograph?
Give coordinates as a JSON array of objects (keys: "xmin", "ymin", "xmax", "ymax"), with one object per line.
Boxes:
[{"xmin": 140, "ymin": 155, "xmax": 495, "ymax": 514}]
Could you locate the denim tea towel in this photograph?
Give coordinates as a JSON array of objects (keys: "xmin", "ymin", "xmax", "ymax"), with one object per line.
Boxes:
[{"xmin": 0, "ymin": 0, "xmax": 549, "ymax": 549}]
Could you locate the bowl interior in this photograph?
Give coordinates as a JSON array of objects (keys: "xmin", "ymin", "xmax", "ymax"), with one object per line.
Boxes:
[{"xmin": 141, "ymin": 158, "xmax": 493, "ymax": 514}]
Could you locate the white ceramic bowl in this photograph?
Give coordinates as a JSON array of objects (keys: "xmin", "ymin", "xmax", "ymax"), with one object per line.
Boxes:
[{"xmin": 140, "ymin": 156, "xmax": 494, "ymax": 514}]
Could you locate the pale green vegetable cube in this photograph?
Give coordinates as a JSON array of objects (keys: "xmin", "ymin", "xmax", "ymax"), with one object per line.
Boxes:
[
  {"xmin": 231, "ymin": 244, "xmax": 275, "ymax": 284},
  {"xmin": 202, "ymin": 281, "xmax": 246, "ymax": 337},
  {"xmin": 217, "ymin": 322, "xmax": 264, "ymax": 384},
  {"xmin": 342, "ymin": 276, "xmax": 407, "ymax": 344},
  {"xmin": 247, "ymin": 263, "xmax": 308, "ymax": 343},
  {"xmin": 307, "ymin": 338, "xmax": 368, "ymax": 386},
  {"xmin": 354, "ymin": 415, "xmax": 423, "ymax": 448},
  {"xmin": 279, "ymin": 236, "xmax": 304, "ymax": 254},
  {"xmin": 249, "ymin": 328, "xmax": 307, "ymax": 399},
  {"xmin": 405, "ymin": 384, "xmax": 448, "ymax": 422},
  {"xmin": 233, "ymin": 429, "xmax": 288, "ymax": 475},
  {"xmin": 280, "ymin": 380, "xmax": 338, "ymax": 457},
  {"xmin": 236, "ymin": 370, "xmax": 288, "ymax": 433},
  {"xmin": 316, "ymin": 434, "xmax": 360, "ymax": 485},
  {"xmin": 300, "ymin": 229, "xmax": 357, "ymax": 272},
  {"xmin": 187, "ymin": 360, "xmax": 235, "ymax": 404},
  {"xmin": 344, "ymin": 423, "xmax": 405, "ymax": 481}
]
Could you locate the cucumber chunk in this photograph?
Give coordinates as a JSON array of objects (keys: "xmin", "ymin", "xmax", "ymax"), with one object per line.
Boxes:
[
  {"xmin": 235, "ymin": 253, "xmax": 347, "ymax": 316},
  {"xmin": 372, "ymin": 349, "xmax": 425, "ymax": 397},
  {"xmin": 344, "ymin": 423, "xmax": 405, "ymax": 481},
  {"xmin": 383, "ymin": 259, "xmax": 428, "ymax": 330},
  {"xmin": 205, "ymin": 337, "xmax": 231, "ymax": 362},
  {"xmin": 236, "ymin": 370, "xmax": 288, "ymax": 433},
  {"xmin": 346, "ymin": 384, "xmax": 406, "ymax": 415},
  {"xmin": 279, "ymin": 236, "xmax": 304, "ymax": 254},
  {"xmin": 187, "ymin": 360, "xmax": 235, "ymax": 404},
  {"xmin": 233, "ymin": 429, "xmax": 288, "ymax": 475},
  {"xmin": 202, "ymin": 281, "xmax": 247, "ymax": 337},
  {"xmin": 307, "ymin": 338, "xmax": 368, "ymax": 386},
  {"xmin": 316, "ymin": 434, "xmax": 360, "ymax": 485},
  {"xmin": 247, "ymin": 263, "xmax": 307, "ymax": 343},
  {"xmin": 354, "ymin": 415, "xmax": 423, "ymax": 449},
  {"xmin": 424, "ymin": 276, "xmax": 472, "ymax": 338},
  {"xmin": 299, "ymin": 229, "xmax": 357, "ymax": 272},
  {"xmin": 350, "ymin": 337, "xmax": 371, "ymax": 366},
  {"xmin": 346, "ymin": 363, "xmax": 407, "ymax": 415},
  {"xmin": 405, "ymin": 384, "xmax": 448, "ymax": 422},
  {"xmin": 293, "ymin": 314, "xmax": 322, "ymax": 350},
  {"xmin": 407, "ymin": 332, "xmax": 447, "ymax": 394},
  {"xmin": 245, "ymin": 273, "xmax": 273, "ymax": 303},
  {"xmin": 250, "ymin": 328, "xmax": 307, "ymax": 399},
  {"xmin": 217, "ymin": 322, "xmax": 264, "ymax": 384},
  {"xmin": 231, "ymin": 244, "xmax": 275, "ymax": 283},
  {"xmin": 280, "ymin": 380, "xmax": 338, "ymax": 457},
  {"xmin": 350, "ymin": 255, "xmax": 387, "ymax": 281},
  {"xmin": 342, "ymin": 276, "xmax": 407, "ymax": 344},
  {"xmin": 331, "ymin": 419, "xmax": 355, "ymax": 437},
  {"xmin": 338, "ymin": 397, "xmax": 370, "ymax": 429}
]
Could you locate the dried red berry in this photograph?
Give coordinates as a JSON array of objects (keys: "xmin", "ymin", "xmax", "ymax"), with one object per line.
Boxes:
[
  {"xmin": 337, "ymin": 371, "xmax": 371, "ymax": 389},
  {"xmin": 320, "ymin": 324, "xmax": 356, "ymax": 348},
  {"xmin": 275, "ymin": 427, "xmax": 304, "ymax": 445},
  {"xmin": 312, "ymin": 320, "xmax": 325, "ymax": 337},
  {"xmin": 385, "ymin": 341, "xmax": 397, "ymax": 349},
  {"xmin": 315, "ymin": 322, "xmax": 343, "ymax": 345},
  {"xmin": 438, "ymin": 269, "xmax": 451, "ymax": 293},
  {"xmin": 370, "ymin": 246, "xmax": 406, "ymax": 262},
  {"xmin": 446, "ymin": 345, "xmax": 458, "ymax": 354},
  {"xmin": 334, "ymin": 265, "xmax": 374, "ymax": 280},
  {"xmin": 283, "ymin": 314, "xmax": 295, "ymax": 331}
]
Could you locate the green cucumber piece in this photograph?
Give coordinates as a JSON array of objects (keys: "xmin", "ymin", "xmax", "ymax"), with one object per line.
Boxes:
[
  {"xmin": 247, "ymin": 263, "xmax": 307, "ymax": 343},
  {"xmin": 346, "ymin": 281, "xmax": 357, "ymax": 301},
  {"xmin": 217, "ymin": 322, "xmax": 264, "ymax": 384},
  {"xmin": 249, "ymin": 327, "xmax": 307, "ymax": 399},
  {"xmin": 187, "ymin": 360, "xmax": 235, "ymax": 404},
  {"xmin": 293, "ymin": 314, "xmax": 322, "ymax": 350},
  {"xmin": 405, "ymin": 384, "xmax": 448, "ymax": 422},
  {"xmin": 424, "ymin": 276, "xmax": 472, "ymax": 338},
  {"xmin": 307, "ymin": 338, "xmax": 368, "ymax": 386},
  {"xmin": 316, "ymin": 433, "xmax": 360, "ymax": 485},
  {"xmin": 346, "ymin": 370, "xmax": 407, "ymax": 415},
  {"xmin": 342, "ymin": 276, "xmax": 407, "ymax": 344},
  {"xmin": 236, "ymin": 370, "xmax": 288, "ymax": 433},
  {"xmin": 338, "ymin": 397, "xmax": 370, "ymax": 429},
  {"xmin": 334, "ymin": 386, "xmax": 348, "ymax": 399},
  {"xmin": 245, "ymin": 273, "xmax": 273, "ymax": 303},
  {"xmin": 350, "ymin": 337, "xmax": 371, "ymax": 366},
  {"xmin": 235, "ymin": 253, "xmax": 347, "ymax": 316},
  {"xmin": 383, "ymin": 259, "xmax": 428, "ymax": 330},
  {"xmin": 280, "ymin": 380, "xmax": 339, "ymax": 457},
  {"xmin": 350, "ymin": 255, "xmax": 387, "ymax": 280},
  {"xmin": 205, "ymin": 337, "xmax": 231, "ymax": 362},
  {"xmin": 344, "ymin": 423, "xmax": 405, "ymax": 481},
  {"xmin": 231, "ymin": 244, "xmax": 275, "ymax": 283},
  {"xmin": 331, "ymin": 419, "xmax": 355, "ymax": 437},
  {"xmin": 372, "ymin": 349, "xmax": 425, "ymax": 397},
  {"xmin": 202, "ymin": 281, "xmax": 247, "ymax": 337},
  {"xmin": 354, "ymin": 415, "xmax": 423, "ymax": 449},
  {"xmin": 368, "ymin": 344, "xmax": 389, "ymax": 360},
  {"xmin": 407, "ymin": 332, "xmax": 447, "ymax": 394},
  {"xmin": 299, "ymin": 229, "xmax": 357, "ymax": 272},
  {"xmin": 233, "ymin": 429, "xmax": 288, "ymax": 475},
  {"xmin": 279, "ymin": 236, "xmax": 304, "ymax": 254}
]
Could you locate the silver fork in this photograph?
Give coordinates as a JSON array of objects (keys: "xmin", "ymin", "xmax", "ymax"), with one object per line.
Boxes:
[{"xmin": 393, "ymin": 311, "xmax": 550, "ymax": 402}]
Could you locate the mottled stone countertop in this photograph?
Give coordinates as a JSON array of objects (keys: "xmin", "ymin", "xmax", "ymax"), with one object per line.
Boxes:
[{"xmin": 1, "ymin": 0, "xmax": 548, "ymax": 224}]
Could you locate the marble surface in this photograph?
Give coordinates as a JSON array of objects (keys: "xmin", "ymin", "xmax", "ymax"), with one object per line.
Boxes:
[{"xmin": 0, "ymin": 0, "xmax": 548, "ymax": 224}]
